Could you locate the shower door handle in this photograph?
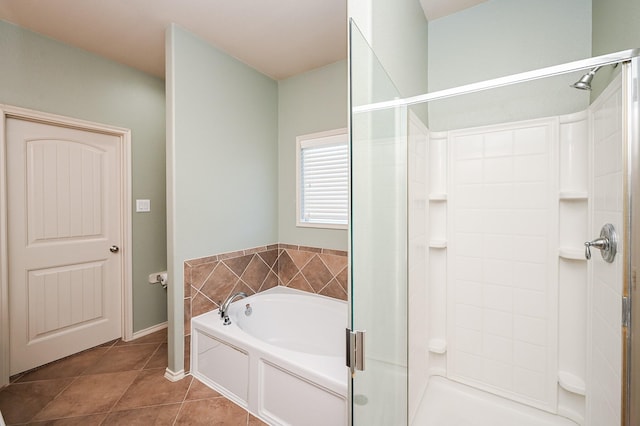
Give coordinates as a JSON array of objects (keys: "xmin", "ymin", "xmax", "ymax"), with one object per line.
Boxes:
[{"xmin": 584, "ymin": 223, "xmax": 617, "ymax": 263}]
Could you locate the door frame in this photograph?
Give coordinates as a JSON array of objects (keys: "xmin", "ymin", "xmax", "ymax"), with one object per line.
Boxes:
[{"xmin": 0, "ymin": 105, "xmax": 133, "ymax": 386}]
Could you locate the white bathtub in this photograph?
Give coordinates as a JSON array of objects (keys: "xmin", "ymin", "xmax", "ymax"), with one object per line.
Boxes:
[{"xmin": 191, "ymin": 286, "xmax": 349, "ymax": 426}]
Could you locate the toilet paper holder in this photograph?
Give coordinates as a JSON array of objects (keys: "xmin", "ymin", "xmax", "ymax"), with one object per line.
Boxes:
[{"xmin": 149, "ymin": 271, "xmax": 168, "ymax": 288}]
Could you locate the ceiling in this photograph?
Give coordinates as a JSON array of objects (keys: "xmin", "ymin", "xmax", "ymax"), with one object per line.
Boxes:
[{"xmin": 0, "ymin": 0, "xmax": 485, "ymax": 81}]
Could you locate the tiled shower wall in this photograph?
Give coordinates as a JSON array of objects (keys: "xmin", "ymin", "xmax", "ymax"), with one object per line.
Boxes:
[
  {"xmin": 421, "ymin": 74, "xmax": 625, "ymax": 425},
  {"xmin": 447, "ymin": 118, "xmax": 558, "ymax": 412},
  {"xmin": 182, "ymin": 244, "xmax": 348, "ymax": 372}
]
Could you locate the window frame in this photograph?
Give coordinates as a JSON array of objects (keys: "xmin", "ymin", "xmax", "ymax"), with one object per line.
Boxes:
[{"xmin": 295, "ymin": 128, "xmax": 349, "ymax": 230}]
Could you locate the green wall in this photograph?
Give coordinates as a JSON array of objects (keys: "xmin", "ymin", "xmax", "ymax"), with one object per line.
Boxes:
[
  {"xmin": 371, "ymin": 0, "xmax": 429, "ymax": 100},
  {"xmin": 0, "ymin": 20, "xmax": 167, "ymax": 333},
  {"xmin": 591, "ymin": 0, "xmax": 640, "ymax": 96},
  {"xmin": 427, "ymin": 0, "xmax": 592, "ymax": 130},
  {"xmin": 349, "ymin": 0, "xmax": 429, "ymax": 120},
  {"xmin": 277, "ymin": 60, "xmax": 348, "ymax": 251},
  {"xmin": 593, "ymin": 0, "xmax": 640, "ymax": 55},
  {"xmin": 428, "ymin": 0, "xmax": 591, "ymax": 90},
  {"xmin": 167, "ymin": 24, "xmax": 278, "ymax": 372}
]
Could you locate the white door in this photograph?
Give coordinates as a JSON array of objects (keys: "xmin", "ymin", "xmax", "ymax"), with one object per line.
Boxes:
[{"xmin": 7, "ymin": 118, "xmax": 123, "ymax": 375}]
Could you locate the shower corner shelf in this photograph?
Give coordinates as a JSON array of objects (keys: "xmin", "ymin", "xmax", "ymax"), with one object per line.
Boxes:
[
  {"xmin": 429, "ymin": 240, "xmax": 447, "ymax": 249},
  {"xmin": 428, "ymin": 339, "xmax": 447, "ymax": 354},
  {"xmin": 559, "ymin": 191, "xmax": 588, "ymax": 200},
  {"xmin": 558, "ymin": 371, "xmax": 586, "ymax": 396},
  {"xmin": 428, "ymin": 193, "xmax": 447, "ymax": 201},
  {"xmin": 558, "ymin": 248, "xmax": 586, "ymax": 261}
]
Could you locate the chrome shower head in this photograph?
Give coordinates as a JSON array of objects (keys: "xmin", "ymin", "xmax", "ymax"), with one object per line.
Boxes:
[{"xmin": 571, "ymin": 66, "xmax": 601, "ymax": 90}]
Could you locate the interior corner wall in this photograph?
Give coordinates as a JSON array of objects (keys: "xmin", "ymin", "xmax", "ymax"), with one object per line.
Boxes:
[
  {"xmin": 167, "ymin": 24, "xmax": 278, "ymax": 370},
  {"xmin": 371, "ymin": 0, "xmax": 429, "ymax": 94},
  {"xmin": 371, "ymin": 0, "xmax": 429, "ymax": 121},
  {"xmin": 277, "ymin": 60, "xmax": 348, "ymax": 251},
  {"xmin": 0, "ymin": 20, "xmax": 167, "ymax": 333}
]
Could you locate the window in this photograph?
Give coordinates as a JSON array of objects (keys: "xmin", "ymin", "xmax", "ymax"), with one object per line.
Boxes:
[{"xmin": 296, "ymin": 129, "xmax": 348, "ymax": 229}]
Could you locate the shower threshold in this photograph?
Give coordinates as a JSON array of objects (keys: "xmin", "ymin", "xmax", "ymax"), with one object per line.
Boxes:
[{"xmin": 412, "ymin": 376, "xmax": 577, "ymax": 426}]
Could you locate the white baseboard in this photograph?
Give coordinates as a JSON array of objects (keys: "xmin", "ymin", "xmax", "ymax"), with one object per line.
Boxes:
[
  {"xmin": 127, "ymin": 321, "xmax": 168, "ymax": 342},
  {"xmin": 164, "ymin": 367, "xmax": 186, "ymax": 382}
]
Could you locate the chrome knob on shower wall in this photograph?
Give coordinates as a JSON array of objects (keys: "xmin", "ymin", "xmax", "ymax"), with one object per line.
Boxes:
[{"xmin": 585, "ymin": 223, "xmax": 617, "ymax": 263}]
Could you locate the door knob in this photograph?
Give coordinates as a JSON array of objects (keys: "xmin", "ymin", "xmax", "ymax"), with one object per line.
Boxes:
[
  {"xmin": 584, "ymin": 224, "xmax": 617, "ymax": 263},
  {"xmin": 109, "ymin": 245, "xmax": 120, "ymax": 253}
]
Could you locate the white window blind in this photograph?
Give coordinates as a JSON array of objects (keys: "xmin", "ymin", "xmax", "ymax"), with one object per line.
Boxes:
[{"xmin": 297, "ymin": 130, "xmax": 348, "ymax": 228}]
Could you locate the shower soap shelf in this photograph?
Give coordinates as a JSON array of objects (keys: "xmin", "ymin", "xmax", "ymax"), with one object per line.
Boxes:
[
  {"xmin": 429, "ymin": 240, "xmax": 447, "ymax": 249},
  {"xmin": 559, "ymin": 191, "xmax": 588, "ymax": 200},
  {"xmin": 558, "ymin": 371, "xmax": 586, "ymax": 396},
  {"xmin": 428, "ymin": 193, "xmax": 447, "ymax": 201},
  {"xmin": 558, "ymin": 248, "xmax": 586, "ymax": 261},
  {"xmin": 428, "ymin": 339, "xmax": 447, "ymax": 354}
]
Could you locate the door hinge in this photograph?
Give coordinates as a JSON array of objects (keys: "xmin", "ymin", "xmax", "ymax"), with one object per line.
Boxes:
[
  {"xmin": 346, "ymin": 328, "xmax": 365, "ymax": 376},
  {"xmin": 622, "ymin": 296, "xmax": 630, "ymax": 328}
]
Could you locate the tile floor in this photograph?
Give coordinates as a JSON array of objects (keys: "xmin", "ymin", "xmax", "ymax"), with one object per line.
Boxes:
[{"xmin": 0, "ymin": 329, "xmax": 267, "ymax": 425}]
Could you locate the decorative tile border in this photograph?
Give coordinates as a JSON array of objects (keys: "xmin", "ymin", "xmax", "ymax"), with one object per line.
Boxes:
[{"xmin": 182, "ymin": 243, "xmax": 348, "ymax": 372}]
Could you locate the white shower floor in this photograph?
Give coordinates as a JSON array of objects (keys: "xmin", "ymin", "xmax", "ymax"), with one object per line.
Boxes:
[{"xmin": 412, "ymin": 376, "xmax": 577, "ymax": 426}]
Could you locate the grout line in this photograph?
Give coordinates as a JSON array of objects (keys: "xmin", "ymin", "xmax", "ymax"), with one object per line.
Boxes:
[
  {"xmin": 171, "ymin": 375, "xmax": 194, "ymax": 426},
  {"xmin": 107, "ymin": 369, "xmax": 143, "ymax": 414},
  {"xmin": 197, "ymin": 262, "xmax": 219, "ymax": 292},
  {"xmin": 26, "ymin": 374, "xmax": 81, "ymax": 424},
  {"xmin": 181, "ymin": 375, "xmax": 195, "ymax": 404},
  {"xmin": 139, "ymin": 341, "xmax": 163, "ymax": 370}
]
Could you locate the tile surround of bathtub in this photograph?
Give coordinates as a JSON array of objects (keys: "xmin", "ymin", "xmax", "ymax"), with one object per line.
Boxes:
[{"xmin": 183, "ymin": 244, "xmax": 348, "ymax": 372}]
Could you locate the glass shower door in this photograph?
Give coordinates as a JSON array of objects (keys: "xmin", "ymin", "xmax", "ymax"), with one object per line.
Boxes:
[{"xmin": 349, "ymin": 21, "xmax": 408, "ymax": 425}]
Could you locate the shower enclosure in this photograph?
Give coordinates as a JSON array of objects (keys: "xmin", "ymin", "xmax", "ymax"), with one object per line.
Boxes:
[{"xmin": 349, "ymin": 20, "xmax": 640, "ymax": 426}]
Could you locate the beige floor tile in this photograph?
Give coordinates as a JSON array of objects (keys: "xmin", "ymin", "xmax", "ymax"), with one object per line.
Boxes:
[
  {"xmin": 248, "ymin": 414, "xmax": 270, "ymax": 425},
  {"xmin": 102, "ymin": 403, "xmax": 181, "ymax": 425},
  {"xmin": 184, "ymin": 378, "xmax": 221, "ymax": 401},
  {"xmin": 83, "ymin": 344, "xmax": 159, "ymax": 375},
  {"xmin": 174, "ymin": 398, "xmax": 248, "ymax": 426},
  {"xmin": 18, "ymin": 347, "xmax": 109, "ymax": 382},
  {"xmin": 33, "ymin": 371, "xmax": 139, "ymax": 421},
  {"xmin": 144, "ymin": 343, "xmax": 168, "ymax": 370},
  {"xmin": 0, "ymin": 378, "xmax": 74, "ymax": 424},
  {"xmin": 28, "ymin": 413, "xmax": 108, "ymax": 425},
  {"xmin": 1, "ymin": 330, "xmax": 261, "ymax": 425},
  {"xmin": 112, "ymin": 368, "xmax": 192, "ymax": 411}
]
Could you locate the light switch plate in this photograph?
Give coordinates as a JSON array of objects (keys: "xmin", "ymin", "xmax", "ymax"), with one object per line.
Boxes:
[{"xmin": 136, "ymin": 199, "xmax": 151, "ymax": 213}]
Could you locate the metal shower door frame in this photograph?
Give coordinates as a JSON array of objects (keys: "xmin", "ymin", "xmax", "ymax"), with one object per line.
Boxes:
[
  {"xmin": 353, "ymin": 49, "xmax": 640, "ymax": 113},
  {"xmin": 623, "ymin": 54, "xmax": 640, "ymax": 426}
]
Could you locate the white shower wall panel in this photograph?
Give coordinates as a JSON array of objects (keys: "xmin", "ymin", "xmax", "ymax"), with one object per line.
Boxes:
[
  {"xmin": 447, "ymin": 119, "xmax": 559, "ymax": 412},
  {"xmin": 586, "ymin": 75, "xmax": 623, "ymax": 426}
]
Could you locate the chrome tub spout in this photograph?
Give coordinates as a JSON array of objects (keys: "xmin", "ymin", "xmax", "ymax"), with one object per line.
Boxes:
[{"xmin": 219, "ymin": 292, "xmax": 247, "ymax": 325}]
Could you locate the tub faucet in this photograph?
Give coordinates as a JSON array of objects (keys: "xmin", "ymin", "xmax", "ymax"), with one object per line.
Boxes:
[{"xmin": 219, "ymin": 292, "xmax": 247, "ymax": 325}]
